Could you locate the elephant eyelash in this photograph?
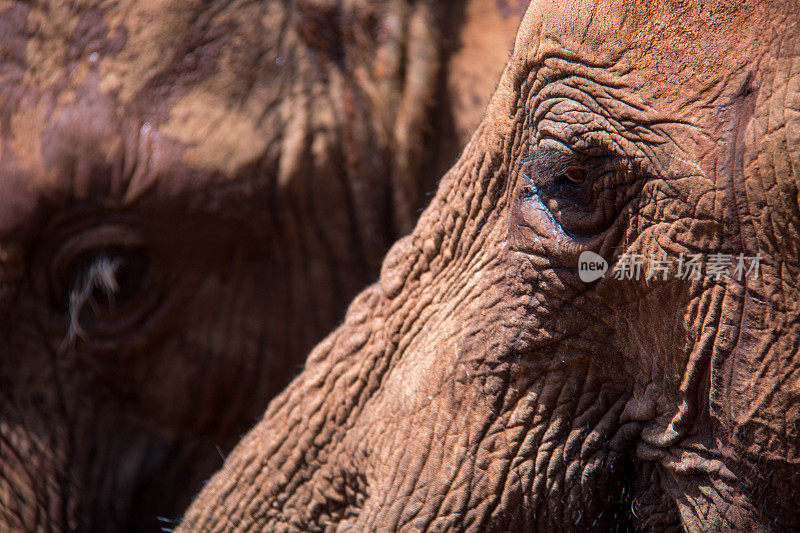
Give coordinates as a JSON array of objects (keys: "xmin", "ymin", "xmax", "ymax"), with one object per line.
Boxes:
[
  {"xmin": 552, "ymin": 164, "xmax": 586, "ymax": 189},
  {"xmin": 61, "ymin": 255, "xmax": 121, "ymax": 351},
  {"xmin": 519, "ymin": 143, "xmax": 643, "ymax": 206},
  {"xmin": 586, "ymin": 157, "xmax": 632, "ymax": 190}
]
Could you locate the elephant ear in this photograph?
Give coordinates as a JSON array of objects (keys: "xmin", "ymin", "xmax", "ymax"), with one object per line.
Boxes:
[
  {"xmin": 386, "ymin": 2, "xmax": 440, "ymax": 235},
  {"xmin": 380, "ymin": 0, "xmax": 530, "ymax": 234},
  {"xmin": 293, "ymin": 0, "xmax": 528, "ymax": 236},
  {"xmin": 293, "ymin": 0, "xmax": 442, "ymax": 236}
]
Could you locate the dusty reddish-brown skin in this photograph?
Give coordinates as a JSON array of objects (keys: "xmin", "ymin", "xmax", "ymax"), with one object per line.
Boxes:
[
  {"xmin": 180, "ymin": 0, "xmax": 800, "ymax": 531},
  {"xmin": 0, "ymin": 0, "xmax": 528, "ymax": 530}
]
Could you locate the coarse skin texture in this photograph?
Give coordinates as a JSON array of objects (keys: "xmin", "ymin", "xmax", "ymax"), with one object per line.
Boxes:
[
  {"xmin": 180, "ymin": 0, "xmax": 800, "ymax": 531},
  {"xmin": 0, "ymin": 0, "xmax": 528, "ymax": 530}
]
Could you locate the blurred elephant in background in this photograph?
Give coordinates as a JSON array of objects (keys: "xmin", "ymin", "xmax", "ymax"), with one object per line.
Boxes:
[
  {"xmin": 181, "ymin": 0, "xmax": 800, "ymax": 531},
  {"xmin": 0, "ymin": 0, "xmax": 528, "ymax": 530}
]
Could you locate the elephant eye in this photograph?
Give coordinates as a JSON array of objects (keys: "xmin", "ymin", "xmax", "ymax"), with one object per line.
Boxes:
[
  {"xmin": 552, "ymin": 166, "xmax": 585, "ymax": 189},
  {"xmin": 517, "ymin": 143, "xmax": 640, "ymax": 237},
  {"xmin": 46, "ymin": 224, "xmax": 159, "ymax": 346}
]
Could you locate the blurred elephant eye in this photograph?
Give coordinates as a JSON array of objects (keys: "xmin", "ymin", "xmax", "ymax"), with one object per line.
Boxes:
[{"xmin": 47, "ymin": 224, "xmax": 158, "ymax": 344}]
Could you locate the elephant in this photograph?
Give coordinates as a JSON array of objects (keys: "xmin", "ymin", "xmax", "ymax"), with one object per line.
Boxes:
[
  {"xmin": 180, "ymin": 0, "xmax": 800, "ymax": 531},
  {"xmin": 0, "ymin": 0, "xmax": 528, "ymax": 530}
]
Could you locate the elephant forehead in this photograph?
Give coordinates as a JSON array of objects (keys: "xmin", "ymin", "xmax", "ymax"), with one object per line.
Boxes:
[
  {"xmin": 485, "ymin": 0, "xmax": 781, "ymax": 161},
  {"xmin": 516, "ymin": 0, "xmax": 773, "ymax": 90},
  {"xmin": 4, "ymin": 0, "xmax": 286, "ymax": 157},
  {"xmin": 0, "ymin": 0, "xmax": 403, "ymax": 239}
]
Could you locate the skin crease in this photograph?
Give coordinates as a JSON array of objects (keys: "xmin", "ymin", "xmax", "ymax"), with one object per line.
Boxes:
[
  {"xmin": 180, "ymin": 0, "xmax": 800, "ymax": 531},
  {"xmin": 0, "ymin": 0, "xmax": 527, "ymax": 531}
]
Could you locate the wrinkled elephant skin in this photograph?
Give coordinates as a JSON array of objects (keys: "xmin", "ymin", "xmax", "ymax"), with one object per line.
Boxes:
[{"xmin": 181, "ymin": 0, "xmax": 800, "ymax": 531}]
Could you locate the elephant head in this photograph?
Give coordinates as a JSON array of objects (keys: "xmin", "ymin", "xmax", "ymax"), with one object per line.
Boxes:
[
  {"xmin": 181, "ymin": 0, "xmax": 800, "ymax": 530},
  {"xmin": 0, "ymin": 0, "xmax": 533, "ymax": 529}
]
